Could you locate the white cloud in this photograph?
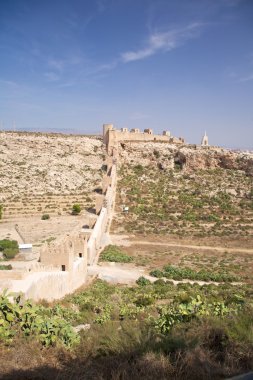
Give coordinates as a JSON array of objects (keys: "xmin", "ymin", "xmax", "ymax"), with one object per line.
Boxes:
[
  {"xmin": 48, "ymin": 59, "xmax": 65, "ymax": 71},
  {"xmin": 121, "ymin": 22, "xmax": 204, "ymax": 63},
  {"xmin": 44, "ymin": 72, "xmax": 60, "ymax": 82}
]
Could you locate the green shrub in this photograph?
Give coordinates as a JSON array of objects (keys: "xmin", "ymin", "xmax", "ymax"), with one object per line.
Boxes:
[
  {"xmin": 150, "ymin": 269, "xmax": 164, "ymax": 278},
  {"xmin": 0, "ymin": 292, "xmax": 79, "ymax": 347},
  {"xmin": 100, "ymin": 245, "xmax": 133, "ymax": 263},
  {"xmin": 41, "ymin": 214, "xmax": 50, "ymax": 220},
  {"xmin": 0, "ymin": 240, "xmax": 19, "ymax": 260},
  {"xmin": 3, "ymin": 248, "xmax": 18, "ymax": 260},
  {"xmin": 134, "ymin": 294, "xmax": 154, "ymax": 307},
  {"xmin": 0, "ymin": 264, "xmax": 12, "ymax": 270},
  {"xmin": 153, "ymin": 279, "xmax": 166, "ymax": 286},
  {"xmin": 136, "ymin": 276, "xmax": 151, "ymax": 286},
  {"xmin": 72, "ymin": 204, "xmax": 81, "ymax": 215},
  {"xmin": 0, "ymin": 239, "xmax": 18, "ymax": 251}
]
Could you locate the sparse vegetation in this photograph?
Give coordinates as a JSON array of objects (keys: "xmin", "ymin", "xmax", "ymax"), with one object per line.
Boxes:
[
  {"xmin": 114, "ymin": 164, "xmax": 253, "ymax": 238},
  {"xmin": 100, "ymin": 245, "xmax": 133, "ymax": 263},
  {"xmin": 2, "ymin": 279, "xmax": 253, "ymax": 379},
  {"xmin": 72, "ymin": 203, "xmax": 81, "ymax": 215},
  {"xmin": 150, "ymin": 264, "xmax": 240, "ymax": 282}
]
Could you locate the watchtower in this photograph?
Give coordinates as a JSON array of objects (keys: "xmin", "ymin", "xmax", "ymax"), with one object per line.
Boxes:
[{"xmin": 103, "ymin": 124, "xmax": 114, "ymax": 144}]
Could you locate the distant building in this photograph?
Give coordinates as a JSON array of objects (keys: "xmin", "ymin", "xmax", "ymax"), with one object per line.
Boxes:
[{"xmin": 201, "ymin": 132, "xmax": 209, "ymax": 146}]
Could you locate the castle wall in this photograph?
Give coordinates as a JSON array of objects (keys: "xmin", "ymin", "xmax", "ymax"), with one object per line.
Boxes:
[
  {"xmin": 87, "ymin": 163, "xmax": 117, "ymax": 264},
  {"xmin": 87, "ymin": 207, "xmax": 108, "ymax": 264},
  {"xmin": 1, "ymin": 226, "xmax": 88, "ymax": 301},
  {"xmin": 5, "ymin": 254, "xmax": 87, "ymax": 301},
  {"xmin": 1, "ymin": 125, "xmax": 118, "ymax": 300},
  {"xmin": 10, "ymin": 271, "xmax": 70, "ymax": 301},
  {"xmin": 108, "ymin": 130, "xmax": 169, "ymax": 150}
]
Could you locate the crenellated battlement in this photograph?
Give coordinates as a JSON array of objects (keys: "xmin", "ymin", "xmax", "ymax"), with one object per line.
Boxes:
[{"xmin": 103, "ymin": 124, "xmax": 185, "ymax": 153}]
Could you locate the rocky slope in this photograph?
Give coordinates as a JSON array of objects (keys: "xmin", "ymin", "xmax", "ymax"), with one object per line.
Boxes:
[
  {"xmin": 0, "ymin": 131, "xmax": 104, "ymax": 218},
  {"xmin": 118, "ymin": 142, "xmax": 253, "ymax": 176}
]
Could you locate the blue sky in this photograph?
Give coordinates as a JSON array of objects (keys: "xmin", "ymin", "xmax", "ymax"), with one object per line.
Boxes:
[{"xmin": 0, "ymin": 0, "xmax": 253, "ymax": 148}]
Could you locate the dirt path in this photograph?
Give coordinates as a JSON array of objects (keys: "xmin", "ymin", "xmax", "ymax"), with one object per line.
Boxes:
[
  {"xmin": 110, "ymin": 235, "xmax": 253, "ymax": 254},
  {"xmin": 130, "ymin": 240, "xmax": 253, "ymax": 253},
  {"xmin": 88, "ymin": 264, "xmax": 242, "ymax": 286}
]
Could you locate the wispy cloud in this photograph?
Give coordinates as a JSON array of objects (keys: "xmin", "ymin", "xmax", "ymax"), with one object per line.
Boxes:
[
  {"xmin": 238, "ymin": 73, "xmax": 253, "ymax": 82},
  {"xmin": 48, "ymin": 59, "xmax": 65, "ymax": 71},
  {"xmin": 44, "ymin": 72, "xmax": 60, "ymax": 82},
  {"xmin": 0, "ymin": 79, "xmax": 19, "ymax": 88},
  {"xmin": 121, "ymin": 22, "xmax": 204, "ymax": 63}
]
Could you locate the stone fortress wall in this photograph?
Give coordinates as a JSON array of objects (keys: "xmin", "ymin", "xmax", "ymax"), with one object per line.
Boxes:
[
  {"xmin": 87, "ymin": 158, "xmax": 117, "ymax": 264},
  {"xmin": 1, "ymin": 122, "xmax": 189, "ymax": 301},
  {"xmin": 1, "ymin": 226, "xmax": 88, "ymax": 301},
  {"xmin": 1, "ymin": 135, "xmax": 117, "ymax": 301},
  {"xmin": 103, "ymin": 124, "xmax": 185, "ymax": 155}
]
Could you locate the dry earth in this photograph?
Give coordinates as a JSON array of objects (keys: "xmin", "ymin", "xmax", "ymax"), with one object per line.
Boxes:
[{"xmin": 0, "ymin": 131, "xmax": 104, "ymax": 219}]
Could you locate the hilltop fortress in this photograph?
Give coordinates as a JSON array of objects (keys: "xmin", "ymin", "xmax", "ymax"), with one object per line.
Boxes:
[
  {"xmin": 103, "ymin": 124, "xmax": 185, "ymax": 154},
  {"xmin": 1, "ymin": 126, "xmax": 252, "ymax": 302}
]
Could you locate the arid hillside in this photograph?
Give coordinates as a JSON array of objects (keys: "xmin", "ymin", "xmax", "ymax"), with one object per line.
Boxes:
[
  {"xmin": 118, "ymin": 141, "xmax": 253, "ymax": 174},
  {"xmin": 0, "ymin": 131, "xmax": 104, "ymax": 219},
  {"xmin": 113, "ymin": 142, "xmax": 253, "ymax": 244}
]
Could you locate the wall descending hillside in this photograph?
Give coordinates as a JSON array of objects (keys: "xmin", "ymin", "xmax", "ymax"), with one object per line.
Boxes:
[
  {"xmin": 0, "ymin": 131, "xmax": 118, "ymax": 301},
  {"xmin": 87, "ymin": 207, "xmax": 108, "ymax": 264},
  {"xmin": 87, "ymin": 163, "xmax": 117, "ymax": 264}
]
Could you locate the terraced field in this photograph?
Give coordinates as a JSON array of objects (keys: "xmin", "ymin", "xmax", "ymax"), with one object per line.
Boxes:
[
  {"xmin": 113, "ymin": 164, "xmax": 253, "ymax": 239},
  {"xmin": 0, "ymin": 131, "xmax": 104, "ymax": 220}
]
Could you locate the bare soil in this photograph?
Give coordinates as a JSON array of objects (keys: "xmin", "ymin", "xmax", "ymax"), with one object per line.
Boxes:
[{"xmin": 110, "ymin": 234, "xmax": 253, "ymax": 280}]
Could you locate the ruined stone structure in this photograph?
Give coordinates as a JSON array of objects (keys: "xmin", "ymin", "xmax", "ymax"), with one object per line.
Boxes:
[{"xmin": 103, "ymin": 124, "xmax": 184, "ymax": 154}]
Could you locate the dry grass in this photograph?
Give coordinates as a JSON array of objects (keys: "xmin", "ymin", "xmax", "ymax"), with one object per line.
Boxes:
[{"xmin": 1, "ymin": 298, "xmax": 253, "ymax": 380}]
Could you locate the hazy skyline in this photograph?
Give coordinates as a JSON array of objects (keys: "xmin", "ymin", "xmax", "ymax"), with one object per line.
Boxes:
[{"xmin": 0, "ymin": 0, "xmax": 253, "ymax": 148}]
